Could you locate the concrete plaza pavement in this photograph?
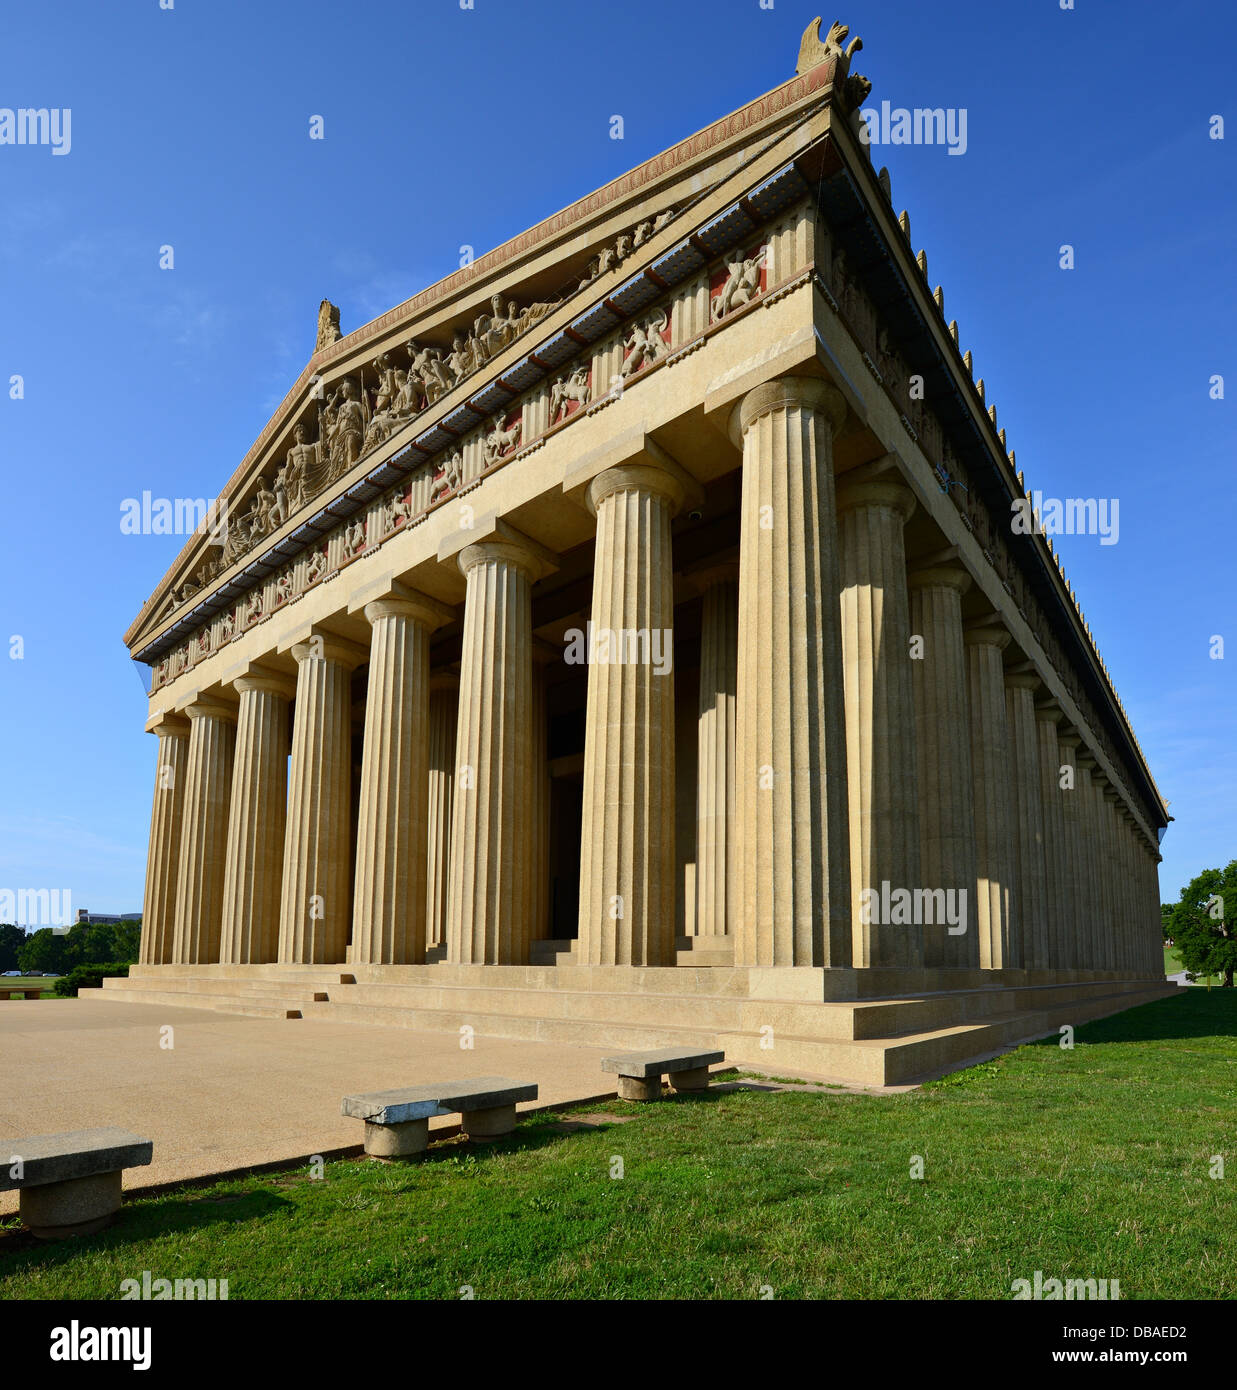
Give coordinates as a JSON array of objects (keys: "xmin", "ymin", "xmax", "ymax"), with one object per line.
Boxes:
[{"xmin": 0, "ymin": 996, "xmax": 617, "ymax": 1215}]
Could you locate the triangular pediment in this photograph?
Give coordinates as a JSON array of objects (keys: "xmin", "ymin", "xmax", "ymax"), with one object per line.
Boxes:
[{"xmin": 125, "ymin": 50, "xmax": 854, "ymax": 661}]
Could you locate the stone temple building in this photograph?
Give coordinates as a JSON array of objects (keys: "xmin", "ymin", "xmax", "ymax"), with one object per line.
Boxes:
[{"xmin": 111, "ymin": 21, "xmax": 1173, "ymax": 1083}]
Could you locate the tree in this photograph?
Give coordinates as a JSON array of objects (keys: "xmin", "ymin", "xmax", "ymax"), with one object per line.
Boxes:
[
  {"xmin": 1161, "ymin": 903, "xmax": 1174, "ymax": 943},
  {"xmin": 16, "ymin": 928, "xmax": 71, "ymax": 976},
  {"xmin": 0, "ymin": 923, "xmax": 26, "ymax": 972},
  {"xmin": 1167, "ymin": 862, "xmax": 1237, "ymax": 988},
  {"xmin": 112, "ymin": 920, "xmax": 141, "ymax": 963}
]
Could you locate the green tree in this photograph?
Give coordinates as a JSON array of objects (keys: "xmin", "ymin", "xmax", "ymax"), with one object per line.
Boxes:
[
  {"xmin": 112, "ymin": 920, "xmax": 141, "ymax": 963},
  {"xmin": 16, "ymin": 928, "xmax": 70, "ymax": 976},
  {"xmin": 0, "ymin": 923, "xmax": 26, "ymax": 972},
  {"xmin": 1168, "ymin": 862, "xmax": 1237, "ymax": 988},
  {"xmin": 1161, "ymin": 902, "xmax": 1174, "ymax": 943}
]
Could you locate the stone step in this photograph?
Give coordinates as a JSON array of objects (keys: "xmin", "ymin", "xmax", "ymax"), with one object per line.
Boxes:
[
  {"xmin": 295, "ymin": 998, "xmax": 718, "ymax": 1052},
  {"xmin": 91, "ymin": 987, "xmax": 305, "ymax": 1019}
]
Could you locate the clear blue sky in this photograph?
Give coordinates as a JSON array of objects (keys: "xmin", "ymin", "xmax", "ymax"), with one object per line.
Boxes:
[{"xmin": 0, "ymin": 0, "xmax": 1232, "ymax": 919}]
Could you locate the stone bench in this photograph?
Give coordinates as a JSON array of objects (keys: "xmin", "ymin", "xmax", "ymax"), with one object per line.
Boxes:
[
  {"xmin": 0, "ymin": 1127, "xmax": 153, "ymax": 1240},
  {"xmin": 341, "ymin": 1077, "xmax": 538, "ymax": 1158},
  {"xmin": 0, "ymin": 981, "xmax": 48, "ymax": 999},
  {"xmin": 601, "ymin": 1047, "xmax": 725, "ymax": 1100}
]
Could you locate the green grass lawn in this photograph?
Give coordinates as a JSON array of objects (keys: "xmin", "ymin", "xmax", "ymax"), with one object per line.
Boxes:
[
  {"xmin": 3, "ymin": 988, "xmax": 1235, "ymax": 1300},
  {"xmin": 1164, "ymin": 944, "xmax": 1221, "ymax": 986}
]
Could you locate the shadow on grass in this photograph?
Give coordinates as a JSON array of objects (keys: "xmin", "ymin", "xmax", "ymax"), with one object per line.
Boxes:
[
  {"xmin": 0, "ymin": 1187, "xmax": 294, "ymax": 1267},
  {"xmin": 1025, "ymin": 987, "xmax": 1237, "ymax": 1047}
]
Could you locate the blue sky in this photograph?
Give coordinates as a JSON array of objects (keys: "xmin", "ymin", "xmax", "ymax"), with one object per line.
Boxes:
[{"xmin": 0, "ymin": 0, "xmax": 1231, "ymax": 919}]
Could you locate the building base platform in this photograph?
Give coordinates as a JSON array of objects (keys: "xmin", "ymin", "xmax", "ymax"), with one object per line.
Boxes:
[{"xmin": 97, "ymin": 963, "xmax": 1180, "ymax": 1087}]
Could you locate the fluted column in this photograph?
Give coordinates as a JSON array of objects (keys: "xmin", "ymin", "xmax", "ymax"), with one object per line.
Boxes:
[
  {"xmin": 1056, "ymin": 730, "xmax": 1084, "ymax": 968},
  {"xmin": 694, "ymin": 565, "xmax": 739, "ymax": 938},
  {"xmin": 838, "ymin": 476, "xmax": 921, "ymax": 967},
  {"xmin": 172, "ymin": 699, "xmax": 237, "ymax": 964},
  {"xmin": 279, "ymin": 633, "xmax": 364, "ymax": 964},
  {"xmin": 139, "ymin": 713, "xmax": 190, "ymax": 965},
  {"xmin": 576, "ymin": 464, "xmax": 681, "ymax": 966},
  {"xmin": 426, "ymin": 672, "xmax": 459, "ymax": 953},
  {"xmin": 530, "ymin": 646, "xmax": 554, "ymax": 945},
  {"xmin": 907, "ymin": 566, "xmax": 976, "ymax": 967},
  {"xmin": 1073, "ymin": 751, "xmax": 1102, "ymax": 971},
  {"xmin": 352, "ymin": 592, "xmax": 450, "ymax": 965},
  {"xmin": 1034, "ymin": 703, "xmax": 1070, "ymax": 971},
  {"xmin": 964, "ymin": 627, "xmax": 1015, "ymax": 969},
  {"xmin": 219, "ymin": 669, "xmax": 293, "ymax": 964},
  {"xmin": 1101, "ymin": 783, "xmax": 1123, "ymax": 971},
  {"xmin": 731, "ymin": 377, "xmax": 851, "ymax": 967},
  {"xmin": 448, "ymin": 537, "xmax": 542, "ymax": 964},
  {"xmin": 1005, "ymin": 672, "xmax": 1049, "ymax": 970}
]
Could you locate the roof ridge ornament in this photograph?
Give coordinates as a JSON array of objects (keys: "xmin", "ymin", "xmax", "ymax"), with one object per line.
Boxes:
[
  {"xmin": 315, "ymin": 299, "xmax": 341, "ymax": 353},
  {"xmin": 795, "ymin": 18, "xmax": 871, "ymax": 111}
]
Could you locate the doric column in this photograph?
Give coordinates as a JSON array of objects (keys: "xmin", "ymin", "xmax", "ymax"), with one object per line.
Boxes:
[
  {"xmin": 1116, "ymin": 806, "xmax": 1135, "ymax": 972},
  {"xmin": 1073, "ymin": 750, "xmax": 1102, "ymax": 971},
  {"xmin": 1055, "ymin": 730, "xmax": 1084, "ymax": 968},
  {"xmin": 171, "ymin": 699, "xmax": 237, "ymax": 964},
  {"xmin": 448, "ymin": 535, "xmax": 545, "ymax": 965},
  {"xmin": 530, "ymin": 646, "xmax": 554, "ymax": 945},
  {"xmin": 838, "ymin": 476, "xmax": 921, "ymax": 967},
  {"xmin": 278, "ymin": 633, "xmax": 365, "ymax": 964},
  {"xmin": 1034, "ymin": 703, "xmax": 1070, "ymax": 971},
  {"xmin": 219, "ymin": 668, "xmax": 294, "ymax": 964},
  {"xmin": 907, "ymin": 565, "xmax": 976, "ymax": 967},
  {"xmin": 731, "ymin": 377, "xmax": 851, "ymax": 967},
  {"xmin": 425, "ymin": 672, "xmax": 458, "ymax": 953},
  {"xmin": 138, "ymin": 712, "xmax": 190, "ymax": 965},
  {"xmin": 963, "ymin": 626, "xmax": 1015, "ymax": 969},
  {"xmin": 1101, "ymin": 783, "xmax": 1123, "ymax": 971},
  {"xmin": 352, "ymin": 591, "xmax": 451, "ymax": 965},
  {"xmin": 694, "ymin": 564, "xmax": 739, "ymax": 939},
  {"xmin": 1005, "ymin": 672, "xmax": 1049, "ymax": 970},
  {"xmin": 576, "ymin": 463, "xmax": 682, "ymax": 966}
]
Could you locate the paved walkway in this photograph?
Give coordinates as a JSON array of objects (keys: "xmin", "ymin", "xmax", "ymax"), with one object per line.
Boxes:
[{"xmin": 0, "ymin": 997, "xmax": 615, "ymax": 1214}]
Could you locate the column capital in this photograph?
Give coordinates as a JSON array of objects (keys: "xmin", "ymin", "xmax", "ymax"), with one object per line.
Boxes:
[
  {"xmin": 1075, "ymin": 749, "xmax": 1097, "ymax": 772},
  {"xmin": 363, "ymin": 591, "xmax": 455, "ymax": 631},
  {"xmin": 685, "ymin": 558, "xmax": 740, "ymax": 595},
  {"xmin": 223, "ymin": 660, "xmax": 296, "ymax": 701},
  {"xmin": 347, "ymin": 576, "xmax": 455, "ymax": 631},
  {"xmin": 963, "ymin": 624, "xmax": 1011, "ymax": 651},
  {"xmin": 453, "ymin": 518, "xmax": 557, "ymax": 584},
  {"xmin": 1034, "ymin": 699, "xmax": 1064, "ymax": 724},
  {"xmin": 734, "ymin": 374, "xmax": 846, "ymax": 442},
  {"xmin": 907, "ymin": 564, "xmax": 971, "ymax": 595},
  {"xmin": 281, "ymin": 627, "xmax": 368, "ymax": 670},
  {"xmin": 835, "ymin": 476, "xmax": 917, "ymax": 522},
  {"xmin": 1004, "ymin": 670, "xmax": 1042, "ymax": 693},
  {"xmin": 586, "ymin": 462, "xmax": 690, "ymax": 517},
  {"xmin": 145, "ymin": 710, "xmax": 190, "ymax": 738},
  {"xmin": 180, "ymin": 697, "xmax": 238, "ymax": 723},
  {"xmin": 1056, "ymin": 728, "xmax": 1082, "ymax": 750}
]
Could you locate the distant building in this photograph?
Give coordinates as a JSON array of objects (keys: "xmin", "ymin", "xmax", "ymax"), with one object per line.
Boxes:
[{"xmin": 75, "ymin": 910, "xmax": 142, "ymax": 925}]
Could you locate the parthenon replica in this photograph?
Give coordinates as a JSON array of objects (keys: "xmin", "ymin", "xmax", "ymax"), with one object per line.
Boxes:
[{"xmin": 113, "ymin": 20, "xmax": 1173, "ymax": 1083}]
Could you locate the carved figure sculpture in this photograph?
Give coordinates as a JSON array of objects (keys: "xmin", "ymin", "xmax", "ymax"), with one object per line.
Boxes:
[
  {"xmin": 549, "ymin": 365, "xmax": 591, "ymax": 423},
  {"xmin": 620, "ymin": 309, "xmax": 669, "ymax": 378},
  {"xmin": 711, "ymin": 246, "xmax": 767, "ymax": 322},
  {"xmin": 315, "ymin": 299, "xmax": 341, "ymax": 352},
  {"xmin": 483, "ymin": 416, "xmax": 522, "ymax": 465},
  {"xmin": 344, "ymin": 518, "xmax": 366, "ymax": 557},
  {"xmin": 306, "ymin": 549, "xmax": 328, "ymax": 585},
  {"xmin": 430, "ymin": 450, "xmax": 463, "ymax": 503}
]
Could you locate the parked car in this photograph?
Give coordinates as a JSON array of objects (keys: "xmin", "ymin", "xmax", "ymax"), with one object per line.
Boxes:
[
  {"xmin": 2, "ymin": 971, "xmax": 22, "ymax": 977},
  {"xmin": 22, "ymin": 970, "xmax": 46, "ymax": 977}
]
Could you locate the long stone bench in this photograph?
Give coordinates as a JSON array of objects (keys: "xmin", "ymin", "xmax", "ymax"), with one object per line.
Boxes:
[
  {"xmin": 341, "ymin": 1077, "xmax": 538, "ymax": 1158},
  {"xmin": 0, "ymin": 1127, "xmax": 153, "ymax": 1239},
  {"xmin": 601, "ymin": 1047, "xmax": 725, "ymax": 1100}
]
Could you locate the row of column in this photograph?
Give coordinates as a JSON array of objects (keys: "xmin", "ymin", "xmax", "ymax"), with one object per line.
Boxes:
[{"xmin": 139, "ymin": 371, "xmax": 1165, "ymax": 976}]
